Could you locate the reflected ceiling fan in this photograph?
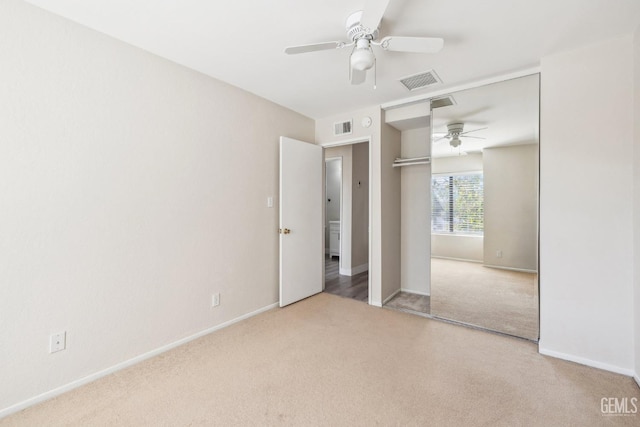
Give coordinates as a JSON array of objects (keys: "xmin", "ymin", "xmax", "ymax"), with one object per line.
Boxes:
[
  {"xmin": 434, "ymin": 123, "xmax": 487, "ymax": 148},
  {"xmin": 284, "ymin": 0, "xmax": 444, "ymax": 85}
]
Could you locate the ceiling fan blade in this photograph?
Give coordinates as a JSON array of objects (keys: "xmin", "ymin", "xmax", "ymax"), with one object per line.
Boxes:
[
  {"xmin": 360, "ymin": 0, "xmax": 391, "ymax": 32},
  {"xmin": 351, "ymin": 68, "xmax": 367, "ymax": 85},
  {"xmin": 460, "ymin": 135, "xmax": 486, "ymax": 140},
  {"xmin": 380, "ymin": 36, "xmax": 444, "ymax": 53},
  {"xmin": 284, "ymin": 41, "xmax": 343, "ymax": 55},
  {"xmin": 433, "ymin": 136, "xmax": 449, "ymax": 143},
  {"xmin": 459, "ymin": 127, "xmax": 488, "ymax": 135}
]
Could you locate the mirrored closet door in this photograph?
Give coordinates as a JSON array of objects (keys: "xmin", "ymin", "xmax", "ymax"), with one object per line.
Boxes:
[{"xmin": 429, "ymin": 74, "xmax": 540, "ymax": 341}]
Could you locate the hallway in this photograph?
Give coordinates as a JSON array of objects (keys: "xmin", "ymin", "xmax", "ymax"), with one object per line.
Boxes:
[{"xmin": 323, "ymin": 255, "xmax": 368, "ymax": 302}]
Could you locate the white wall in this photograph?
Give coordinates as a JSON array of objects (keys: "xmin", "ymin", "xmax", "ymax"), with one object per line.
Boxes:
[
  {"xmin": 431, "ymin": 236, "xmax": 484, "ymax": 262},
  {"xmin": 400, "ymin": 127, "xmax": 431, "ymax": 295},
  {"xmin": 483, "ymin": 144, "xmax": 538, "ymax": 271},
  {"xmin": 539, "ymin": 35, "xmax": 635, "ymax": 373},
  {"xmin": 432, "ymin": 153, "xmax": 483, "ymax": 175},
  {"xmin": 0, "ymin": 0, "xmax": 314, "ymax": 415}
]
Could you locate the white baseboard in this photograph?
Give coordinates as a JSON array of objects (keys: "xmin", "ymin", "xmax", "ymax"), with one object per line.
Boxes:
[
  {"xmin": 0, "ymin": 302, "xmax": 279, "ymax": 420},
  {"xmin": 431, "ymin": 256, "xmax": 482, "ymax": 263},
  {"xmin": 432, "ymin": 257, "xmax": 537, "ymax": 274},
  {"xmin": 350, "ymin": 263, "xmax": 368, "ymax": 275},
  {"xmin": 483, "ymin": 264, "xmax": 537, "ymax": 274},
  {"xmin": 538, "ymin": 346, "xmax": 635, "ymax": 377},
  {"xmin": 382, "ymin": 288, "xmax": 401, "ymax": 305},
  {"xmin": 340, "ymin": 263, "xmax": 368, "ymax": 276},
  {"xmin": 401, "ymin": 288, "xmax": 431, "ymax": 297}
]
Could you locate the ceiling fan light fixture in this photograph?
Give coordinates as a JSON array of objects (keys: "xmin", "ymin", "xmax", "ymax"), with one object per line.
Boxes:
[
  {"xmin": 350, "ymin": 39, "xmax": 375, "ymax": 71},
  {"xmin": 450, "ymin": 137, "xmax": 461, "ymax": 148},
  {"xmin": 284, "ymin": 1, "xmax": 446, "ymax": 85}
]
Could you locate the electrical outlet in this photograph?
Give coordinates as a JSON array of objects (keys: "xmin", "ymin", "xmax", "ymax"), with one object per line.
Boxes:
[
  {"xmin": 212, "ymin": 293, "xmax": 220, "ymax": 307},
  {"xmin": 496, "ymin": 250, "xmax": 503, "ymax": 258},
  {"xmin": 50, "ymin": 332, "xmax": 66, "ymax": 353}
]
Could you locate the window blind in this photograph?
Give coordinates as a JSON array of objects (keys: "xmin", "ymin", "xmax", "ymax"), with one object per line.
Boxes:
[{"xmin": 431, "ymin": 173, "xmax": 483, "ymax": 235}]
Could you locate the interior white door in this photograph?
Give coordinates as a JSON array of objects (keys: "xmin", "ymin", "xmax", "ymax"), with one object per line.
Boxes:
[{"xmin": 279, "ymin": 136, "xmax": 323, "ymax": 307}]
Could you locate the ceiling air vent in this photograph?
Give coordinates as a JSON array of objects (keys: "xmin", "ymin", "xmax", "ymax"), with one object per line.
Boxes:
[
  {"xmin": 399, "ymin": 70, "xmax": 442, "ymax": 91},
  {"xmin": 334, "ymin": 119, "xmax": 352, "ymax": 136},
  {"xmin": 431, "ymin": 94, "xmax": 456, "ymax": 109}
]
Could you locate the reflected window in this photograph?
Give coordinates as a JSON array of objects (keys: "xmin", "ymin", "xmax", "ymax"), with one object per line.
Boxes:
[{"xmin": 431, "ymin": 173, "xmax": 483, "ymax": 235}]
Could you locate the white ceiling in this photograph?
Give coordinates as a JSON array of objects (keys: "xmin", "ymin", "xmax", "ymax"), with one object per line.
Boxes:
[
  {"xmin": 22, "ymin": 0, "xmax": 640, "ymax": 119},
  {"xmin": 431, "ymin": 74, "xmax": 539, "ymax": 158}
]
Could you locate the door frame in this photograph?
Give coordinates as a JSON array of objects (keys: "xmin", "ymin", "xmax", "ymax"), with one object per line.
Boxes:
[{"xmin": 320, "ymin": 137, "xmax": 373, "ymax": 306}]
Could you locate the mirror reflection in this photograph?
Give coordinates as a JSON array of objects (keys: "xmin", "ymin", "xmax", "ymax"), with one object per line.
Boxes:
[{"xmin": 430, "ymin": 74, "xmax": 540, "ymax": 340}]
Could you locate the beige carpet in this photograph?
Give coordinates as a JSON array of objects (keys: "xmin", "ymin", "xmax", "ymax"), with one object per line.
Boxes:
[
  {"xmin": 385, "ymin": 291, "xmax": 430, "ymax": 315},
  {"xmin": 2, "ymin": 293, "xmax": 638, "ymax": 426},
  {"xmin": 431, "ymin": 258, "xmax": 539, "ymax": 340}
]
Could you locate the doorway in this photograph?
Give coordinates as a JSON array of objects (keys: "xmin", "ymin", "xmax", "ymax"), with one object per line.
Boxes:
[{"xmin": 323, "ymin": 142, "xmax": 370, "ymax": 303}]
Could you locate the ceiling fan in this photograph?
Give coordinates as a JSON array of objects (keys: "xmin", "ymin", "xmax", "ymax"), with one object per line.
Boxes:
[
  {"xmin": 284, "ymin": 0, "xmax": 444, "ymax": 85},
  {"xmin": 433, "ymin": 123, "xmax": 487, "ymax": 148}
]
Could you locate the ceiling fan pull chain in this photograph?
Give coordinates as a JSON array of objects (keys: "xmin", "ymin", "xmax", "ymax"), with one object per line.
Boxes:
[
  {"xmin": 373, "ymin": 57, "xmax": 377, "ymax": 90},
  {"xmin": 348, "ymin": 44, "xmax": 355, "ymax": 81}
]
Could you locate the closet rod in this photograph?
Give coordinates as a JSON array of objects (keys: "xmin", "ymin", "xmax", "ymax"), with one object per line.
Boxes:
[
  {"xmin": 392, "ymin": 160, "xmax": 430, "ymax": 168},
  {"xmin": 394, "ymin": 156, "xmax": 430, "ymax": 163},
  {"xmin": 392, "ymin": 156, "xmax": 431, "ymax": 168}
]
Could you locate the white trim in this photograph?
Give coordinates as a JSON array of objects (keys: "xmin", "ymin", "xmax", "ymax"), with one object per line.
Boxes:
[
  {"xmin": 350, "ymin": 263, "xmax": 368, "ymax": 275},
  {"xmin": 431, "ymin": 255, "xmax": 483, "ymax": 263},
  {"xmin": 381, "ymin": 67, "xmax": 541, "ymax": 111},
  {"xmin": 383, "ymin": 288, "xmax": 402, "ymax": 305},
  {"xmin": 320, "ymin": 136, "xmax": 370, "ymax": 148},
  {"xmin": 538, "ymin": 346, "xmax": 635, "ymax": 377},
  {"xmin": 0, "ymin": 302, "xmax": 279, "ymax": 419},
  {"xmin": 400, "ymin": 288, "xmax": 431, "ymax": 297},
  {"xmin": 432, "ymin": 170, "xmax": 483, "ymax": 178},
  {"xmin": 483, "ymin": 264, "xmax": 537, "ymax": 274},
  {"xmin": 634, "ymin": 374, "xmax": 640, "ymax": 389},
  {"xmin": 367, "ymin": 137, "xmax": 373, "ymax": 307},
  {"xmin": 431, "ymin": 233, "xmax": 484, "ymax": 238}
]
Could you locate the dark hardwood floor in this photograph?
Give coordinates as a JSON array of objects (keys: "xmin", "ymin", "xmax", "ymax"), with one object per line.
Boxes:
[{"xmin": 324, "ymin": 255, "xmax": 368, "ymax": 302}]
